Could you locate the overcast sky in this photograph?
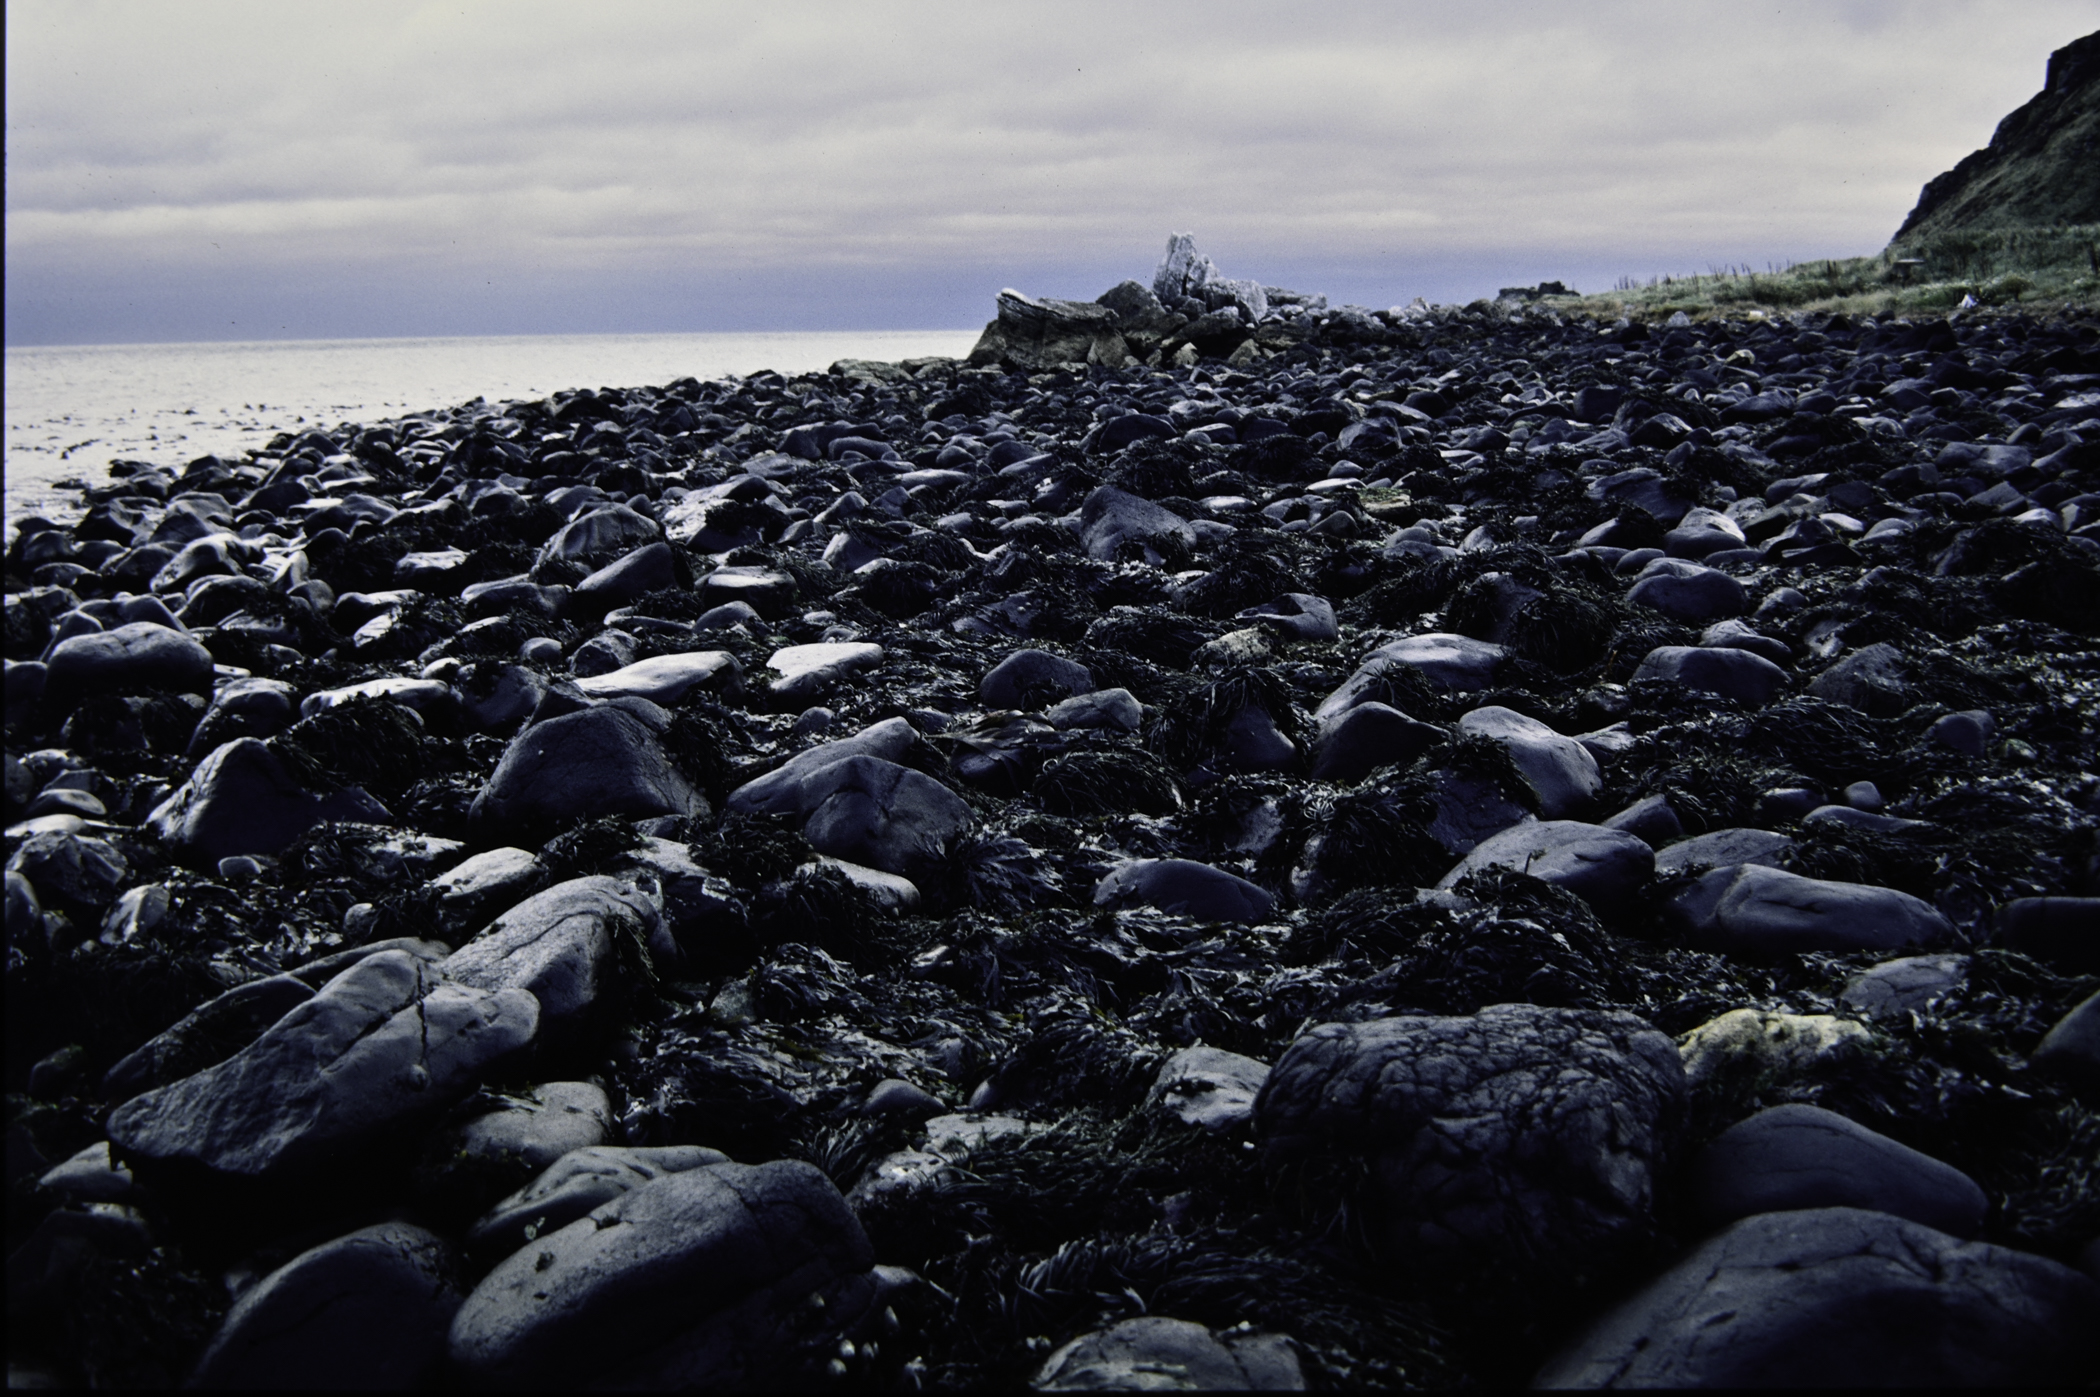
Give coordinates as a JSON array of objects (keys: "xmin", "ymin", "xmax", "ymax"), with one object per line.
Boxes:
[{"xmin": 6, "ymin": 1, "xmax": 2094, "ymax": 345}]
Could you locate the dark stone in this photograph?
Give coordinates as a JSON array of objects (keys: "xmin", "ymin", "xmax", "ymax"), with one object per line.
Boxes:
[
  {"xmin": 1995, "ymin": 897, "xmax": 2100, "ymax": 973},
  {"xmin": 1686, "ymin": 1104, "xmax": 1988, "ymax": 1237},
  {"xmin": 470, "ymin": 703, "xmax": 704, "ymax": 837},
  {"xmin": 441, "ymin": 877, "xmax": 660, "ymax": 1045},
  {"xmin": 1437, "ymin": 819, "xmax": 1655, "ymax": 914},
  {"xmin": 44, "ymin": 621, "xmax": 215, "ymax": 697},
  {"xmin": 1632, "ymin": 645, "xmax": 1788, "ymax": 706},
  {"xmin": 1309, "ymin": 702, "xmax": 1444, "ymax": 782},
  {"xmin": 1094, "ymin": 858, "xmax": 1276, "ymax": 922},
  {"xmin": 1664, "ymin": 864, "xmax": 1955, "ymax": 955},
  {"xmin": 980, "ymin": 648, "xmax": 1094, "ymax": 709},
  {"xmin": 148, "ymin": 738, "xmax": 392, "ymax": 867}
]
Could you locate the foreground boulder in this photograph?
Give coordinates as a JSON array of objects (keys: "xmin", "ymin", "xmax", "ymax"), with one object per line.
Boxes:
[
  {"xmin": 148, "ymin": 737, "xmax": 390, "ymax": 866},
  {"xmin": 1255, "ymin": 1005, "xmax": 1685, "ymax": 1299},
  {"xmin": 44, "ymin": 621, "xmax": 215, "ymax": 697},
  {"xmin": 1033, "ymin": 1316, "xmax": 1304, "ymax": 1391},
  {"xmin": 441, "ymin": 877, "xmax": 660, "ymax": 1046},
  {"xmin": 467, "ymin": 1144, "xmax": 730, "ymax": 1261},
  {"xmin": 448, "ymin": 1160, "xmax": 887, "ymax": 1389},
  {"xmin": 1535, "ymin": 1207, "xmax": 2100, "ymax": 1388},
  {"xmin": 469, "ymin": 702, "xmax": 705, "ymax": 836},
  {"xmin": 188, "ymin": 1222, "xmax": 465, "ymax": 1389},
  {"xmin": 1664, "ymin": 864, "xmax": 1954, "ymax": 955},
  {"xmin": 106, "ymin": 950, "xmax": 537, "ymax": 1195}
]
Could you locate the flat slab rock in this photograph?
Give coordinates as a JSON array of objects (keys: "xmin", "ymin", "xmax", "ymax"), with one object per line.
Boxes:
[{"xmin": 1535, "ymin": 1207, "xmax": 2100, "ymax": 1388}]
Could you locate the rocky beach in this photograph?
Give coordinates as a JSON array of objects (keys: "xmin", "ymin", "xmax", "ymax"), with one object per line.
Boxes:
[{"xmin": 8, "ymin": 207, "xmax": 2100, "ymax": 1388}]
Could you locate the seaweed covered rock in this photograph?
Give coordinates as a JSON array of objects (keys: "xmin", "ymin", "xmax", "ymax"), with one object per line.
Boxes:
[
  {"xmin": 1096, "ymin": 858, "xmax": 1276, "ymax": 923},
  {"xmin": 1255, "ymin": 1005, "xmax": 1685, "ymax": 1302},
  {"xmin": 1435, "ymin": 819, "xmax": 1653, "ymax": 915},
  {"xmin": 1535, "ymin": 1208, "xmax": 2100, "ymax": 1389}
]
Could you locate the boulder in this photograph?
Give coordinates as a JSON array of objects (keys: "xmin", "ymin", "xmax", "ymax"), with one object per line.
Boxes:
[
  {"xmin": 571, "ymin": 651, "xmax": 739, "ymax": 706},
  {"xmin": 1435, "ymin": 819, "xmax": 1654, "ymax": 915},
  {"xmin": 188, "ymin": 1222, "xmax": 465, "ymax": 1389},
  {"xmin": 1044, "ymin": 687, "xmax": 1143, "ymax": 732},
  {"xmin": 1677, "ymin": 1008, "xmax": 1873, "ymax": 1088},
  {"xmin": 448, "ymin": 1161, "xmax": 884, "ymax": 1390},
  {"xmin": 1632, "ymin": 645, "xmax": 1788, "ymax": 706},
  {"xmin": 1309, "ymin": 701, "xmax": 1445, "ymax": 782},
  {"xmin": 101, "ymin": 972, "xmax": 316, "ymax": 1104},
  {"xmin": 1255, "ymin": 1005, "xmax": 1685, "ymax": 1290},
  {"xmin": 1600, "ymin": 794, "xmax": 1684, "ymax": 845},
  {"xmin": 148, "ymin": 738, "xmax": 391, "ymax": 867},
  {"xmin": 44, "ymin": 621, "xmax": 215, "ymax": 697},
  {"xmin": 1686, "ymin": 1104, "xmax": 1988, "ymax": 1237},
  {"xmin": 416, "ymin": 1081, "xmax": 614, "ymax": 1219},
  {"xmin": 2033, "ymin": 990, "xmax": 2100, "ymax": 1090},
  {"xmin": 1534, "ymin": 1208, "xmax": 2100, "ymax": 1388},
  {"xmin": 1652, "ymin": 826, "xmax": 1794, "ymax": 879},
  {"xmin": 1316, "ymin": 635, "xmax": 1505, "ymax": 724},
  {"xmin": 5, "ymin": 830, "xmax": 128, "ymax": 917},
  {"xmin": 764, "ymin": 641, "xmax": 884, "ymax": 701},
  {"xmin": 990, "ymin": 288, "xmax": 1119, "ymax": 371},
  {"xmin": 467, "ymin": 1144, "xmax": 731, "ymax": 1261},
  {"xmin": 1663, "ymin": 864, "xmax": 1954, "ymax": 955},
  {"xmin": 537, "ymin": 504, "xmax": 660, "ymax": 567},
  {"xmin": 980, "ymin": 649, "xmax": 1094, "ymax": 709},
  {"xmin": 441, "ymin": 877, "xmax": 660, "ymax": 1044},
  {"xmin": 1808, "ymin": 641, "xmax": 1912, "ymax": 717},
  {"xmin": 106, "ymin": 950, "xmax": 537, "ymax": 1190},
  {"xmin": 1095, "ymin": 858, "xmax": 1276, "ymax": 922},
  {"xmin": 469, "ymin": 703, "xmax": 704, "ymax": 837},
  {"xmin": 727, "ymin": 726, "xmax": 970, "ymax": 876},
  {"xmin": 1034, "ymin": 1316, "xmax": 1304, "ymax": 1391},
  {"xmin": 1994, "ymin": 896, "xmax": 2100, "ymax": 973},
  {"xmin": 186, "ymin": 677, "xmax": 296, "ymax": 756},
  {"xmin": 424, "ymin": 846, "xmax": 548, "ymax": 938},
  {"xmin": 1839, "ymin": 953, "xmax": 1970, "ymax": 1019},
  {"xmin": 1237, "ymin": 592, "xmax": 1338, "ymax": 643},
  {"xmin": 1626, "ymin": 560, "xmax": 1749, "ymax": 623},
  {"xmin": 1146, "ymin": 1046, "xmax": 1271, "ymax": 1135},
  {"xmin": 1455, "ymin": 706, "xmax": 1601, "ymax": 816},
  {"xmin": 1080, "ymin": 486, "xmax": 1196, "ymax": 564},
  {"xmin": 571, "ymin": 541, "xmax": 679, "ymax": 614}
]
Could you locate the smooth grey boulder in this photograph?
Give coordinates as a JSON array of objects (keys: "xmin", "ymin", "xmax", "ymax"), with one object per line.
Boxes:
[
  {"xmin": 1534, "ymin": 1208, "xmax": 2100, "ymax": 1388},
  {"xmin": 1652, "ymin": 827, "xmax": 1793, "ymax": 879},
  {"xmin": 1600, "ymin": 794, "xmax": 1683, "ymax": 845},
  {"xmin": 1237, "ymin": 592, "xmax": 1338, "ymax": 643},
  {"xmin": 571, "ymin": 541, "xmax": 678, "ymax": 614},
  {"xmin": 467, "ymin": 1144, "xmax": 731, "ymax": 1261},
  {"xmin": 2033, "ymin": 989, "xmax": 2100, "ymax": 1090},
  {"xmin": 725, "ymin": 716, "xmax": 924, "ymax": 814},
  {"xmin": 186, "ymin": 677, "xmax": 297, "ymax": 756},
  {"xmin": 1310, "ymin": 701, "xmax": 1443, "ymax": 782},
  {"xmin": 37, "ymin": 1142, "xmax": 134, "ymax": 1205},
  {"xmin": 980, "ymin": 648, "xmax": 1094, "ymax": 708},
  {"xmin": 1256, "ymin": 1005, "xmax": 1685, "ymax": 1288},
  {"xmin": 106, "ymin": 950, "xmax": 538, "ymax": 1187},
  {"xmin": 1663, "ymin": 864, "xmax": 1954, "ymax": 955},
  {"xmin": 448, "ymin": 1161, "xmax": 882, "ymax": 1390},
  {"xmin": 188, "ymin": 1222, "xmax": 465, "ymax": 1390},
  {"xmin": 1147, "ymin": 1046, "xmax": 1271, "ymax": 1135},
  {"xmin": 1079, "ymin": 485, "xmax": 1195, "ymax": 563},
  {"xmin": 416, "ymin": 1081, "xmax": 613, "ymax": 1220},
  {"xmin": 571, "ymin": 651, "xmax": 738, "ymax": 706},
  {"xmin": 764, "ymin": 641, "xmax": 884, "ymax": 700},
  {"xmin": 1456, "ymin": 706, "xmax": 1600, "ymax": 816},
  {"xmin": 441, "ymin": 877, "xmax": 660, "ymax": 1043},
  {"xmin": 1423, "ymin": 766, "xmax": 1534, "ymax": 857},
  {"xmin": 1928, "ymin": 708, "xmax": 1995, "ymax": 756},
  {"xmin": 1095, "ymin": 858, "xmax": 1276, "ymax": 922},
  {"xmin": 6, "ymin": 830, "xmax": 127, "ymax": 916},
  {"xmin": 468, "ymin": 703, "xmax": 704, "ymax": 836},
  {"xmin": 1033, "ymin": 1316, "xmax": 1304, "ymax": 1391},
  {"xmin": 1436, "ymin": 819, "xmax": 1654, "ymax": 915},
  {"xmin": 1687, "ymin": 1104, "xmax": 1987, "ymax": 1237},
  {"xmin": 148, "ymin": 738, "xmax": 391, "ymax": 867},
  {"xmin": 1317, "ymin": 635, "xmax": 1505, "ymax": 722},
  {"xmin": 728, "ymin": 726, "xmax": 971, "ymax": 876},
  {"xmin": 1808, "ymin": 641, "xmax": 1911, "ymax": 718},
  {"xmin": 536, "ymin": 503, "xmax": 659, "ymax": 566},
  {"xmin": 101, "ymin": 972, "xmax": 315, "ymax": 1104},
  {"xmin": 1626, "ymin": 559, "xmax": 1748, "ymax": 623},
  {"xmin": 1631, "ymin": 645, "xmax": 1787, "ymax": 706},
  {"xmin": 423, "ymin": 846, "xmax": 548, "ymax": 939},
  {"xmin": 1698, "ymin": 617, "xmax": 1790, "ymax": 665},
  {"xmin": 1839, "ymin": 953, "xmax": 1970, "ymax": 1019},
  {"xmin": 44, "ymin": 621, "xmax": 215, "ymax": 696},
  {"xmin": 1995, "ymin": 896, "xmax": 2100, "ymax": 973},
  {"xmin": 1044, "ymin": 687, "xmax": 1143, "ymax": 732}
]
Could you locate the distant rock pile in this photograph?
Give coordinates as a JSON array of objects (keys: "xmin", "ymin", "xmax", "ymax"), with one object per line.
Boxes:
[{"xmin": 6, "ymin": 239, "xmax": 2100, "ymax": 1387}]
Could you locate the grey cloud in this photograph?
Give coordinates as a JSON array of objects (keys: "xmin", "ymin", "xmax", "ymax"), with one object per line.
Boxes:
[{"xmin": 6, "ymin": 0, "xmax": 2093, "ymax": 342}]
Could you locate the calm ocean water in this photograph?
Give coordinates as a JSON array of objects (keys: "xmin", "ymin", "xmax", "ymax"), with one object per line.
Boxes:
[{"xmin": 2, "ymin": 329, "xmax": 980, "ymax": 527}]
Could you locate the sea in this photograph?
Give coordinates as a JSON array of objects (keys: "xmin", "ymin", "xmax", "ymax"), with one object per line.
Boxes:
[{"xmin": 2, "ymin": 329, "xmax": 981, "ymax": 528}]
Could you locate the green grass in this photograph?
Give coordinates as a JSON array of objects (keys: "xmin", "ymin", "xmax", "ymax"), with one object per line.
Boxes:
[{"xmin": 1531, "ymin": 224, "xmax": 2100, "ymax": 322}]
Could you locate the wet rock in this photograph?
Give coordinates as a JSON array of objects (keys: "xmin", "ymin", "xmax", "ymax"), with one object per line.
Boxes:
[
  {"xmin": 1256, "ymin": 1005, "xmax": 1685, "ymax": 1292},
  {"xmin": 101, "ymin": 972, "xmax": 316, "ymax": 1103},
  {"xmin": 1600, "ymin": 794, "xmax": 1683, "ymax": 845},
  {"xmin": 467, "ymin": 1144, "xmax": 731, "ymax": 1261},
  {"xmin": 765, "ymin": 641, "xmax": 884, "ymax": 701},
  {"xmin": 1626, "ymin": 559, "xmax": 1749, "ymax": 623},
  {"xmin": 1928, "ymin": 708, "xmax": 1995, "ymax": 757},
  {"xmin": 416, "ymin": 1081, "xmax": 613, "ymax": 1219},
  {"xmin": 1807, "ymin": 641, "xmax": 1912, "ymax": 717},
  {"xmin": 1839, "ymin": 953, "xmax": 1970, "ymax": 1019},
  {"xmin": 186, "ymin": 677, "xmax": 296, "ymax": 756},
  {"xmin": 1309, "ymin": 701, "xmax": 1444, "ymax": 783},
  {"xmin": 1044, "ymin": 687, "xmax": 1143, "ymax": 732},
  {"xmin": 148, "ymin": 738, "xmax": 391, "ymax": 866},
  {"xmin": 1534, "ymin": 1208, "xmax": 2100, "ymax": 1388},
  {"xmin": 37, "ymin": 1142, "xmax": 134, "ymax": 1205},
  {"xmin": 188, "ymin": 1222, "xmax": 465, "ymax": 1390},
  {"xmin": 1994, "ymin": 897, "xmax": 2100, "ymax": 973},
  {"xmin": 980, "ymin": 648, "xmax": 1093, "ymax": 709},
  {"xmin": 1686, "ymin": 1104, "xmax": 1988, "ymax": 1237},
  {"xmin": 2032, "ymin": 990, "xmax": 2100, "ymax": 1090},
  {"xmin": 1664, "ymin": 865, "xmax": 1954, "ymax": 956},
  {"xmin": 572, "ymin": 650, "xmax": 738, "ymax": 705},
  {"xmin": 1080, "ymin": 486, "xmax": 1195, "ymax": 564},
  {"xmin": 1456, "ymin": 706, "xmax": 1601, "ymax": 817},
  {"xmin": 441, "ymin": 877, "xmax": 659, "ymax": 1045},
  {"xmin": 1237, "ymin": 592, "xmax": 1338, "ymax": 643},
  {"xmin": 470, "ymin": 703, "xmax": 704, "ymax": 836},
  {"xmin": 107, "ymin": 950, "xmax": 538, "ymax": 1192},
  {"xmin": 1631, "ymin": 645, "xmax": 1788, "ymax": 706},
  {"xmin": 447, "ymin": 1160, "xmax": 882, "ymax": 1389},
  {"xmin": 727, "ymin": 725, "xmax": 970, "ymax": 876},
  {"xmin": 1034, "ymin": 1316, "xmax": 1304, "ymax": 1391},
  {"xmin": 1095, "ymin": 858, "xmax": 1276, "ymax": 922},
  {"xmin": 43, "ymin": 621, "xmax": 215, "ymax": 697},
  {"xmin": 1652, "ymin": 827, "xmax": 1793, "ymax": 878},
  {"xmin": 1147, "ymin": 1045, "xmax": 1270, "ymax": 1135},
  {"xmin": 6, "ymin": 830, "xmax": 128, "ymax": 917},
  {"xmin": 1436, "ymin": 819, "xmax": 1653, "ymax": 914}
]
